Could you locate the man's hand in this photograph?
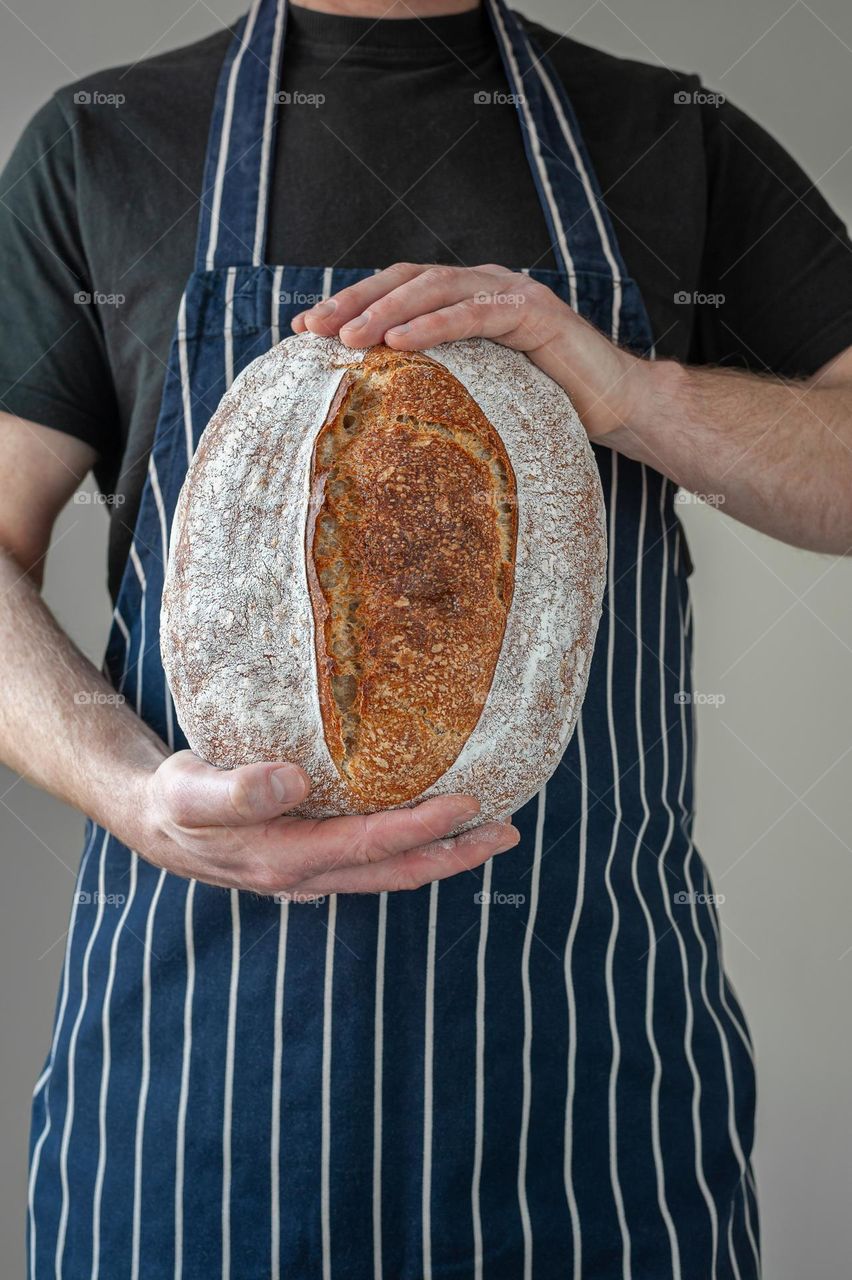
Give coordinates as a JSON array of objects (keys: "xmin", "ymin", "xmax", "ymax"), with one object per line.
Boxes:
[
  {"xmin": 292, "ymin": 261, "xmax": 645, "ymax": 440},
  {"xmin": 294, "ymin": 263, "xmax": 852, "ymax": 554},
  {"xmin": 0, "ymin": 413, "xmax": 518, "ymax": 900},
  {"xmin": 130, "ymin": 750, "xmax": 517, "ymax": 897}
]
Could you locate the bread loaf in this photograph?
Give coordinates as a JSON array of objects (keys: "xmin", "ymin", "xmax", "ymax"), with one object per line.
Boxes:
[{"xmin": 161, "ymin": 335, "xmax": 606, "ymax": 822}]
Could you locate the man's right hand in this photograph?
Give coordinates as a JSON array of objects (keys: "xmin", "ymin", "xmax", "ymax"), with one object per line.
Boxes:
[
  {"xmin": 0, "ymin": 412, "xmax": 518, "ymax": 898},
  {"xmin": 133, "ymin": 750, "xmax": 518, "ymax": 897}
]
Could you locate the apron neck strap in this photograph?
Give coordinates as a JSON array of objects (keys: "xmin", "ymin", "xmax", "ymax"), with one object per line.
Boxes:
[
  {"xmin": 195, "ymin": 0, "xmax": 632, "ymax": 290},
  {"xmin": 484, "ymin": 0, "xmax": 629, "ymax": 287},
  {"xmin": 195, "ymin": 0, "xmax": 287, "ymax": 272}
]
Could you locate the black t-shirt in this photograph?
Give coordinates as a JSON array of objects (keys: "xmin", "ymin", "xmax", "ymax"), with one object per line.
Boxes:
[{"xmin": 1, "ymin": 4, "xmax": 851, "ymax": 600}]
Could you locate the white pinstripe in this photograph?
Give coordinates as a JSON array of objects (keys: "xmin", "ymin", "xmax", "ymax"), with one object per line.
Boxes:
[
  {"xmin": 562, "ymin": 720, "xmax": 587, "ymax": 1277},
  {"xmin": 174, "ymin": 878, "xmax": 197, "ymax": 1280},
  {"xmin": 91, "ymin": 852, "xmax": 140, "ymax": 1280},
  {"xmin": 534, "ymin": 55, "xmax": 623, "ymax": 342},
  {"xmin": 707, "ymin": 907, "xmax": 760, "ymax": 1271},
  {"xmin": 221, "ymin": 889, "xmax": 241, "ymax": 1280},
  {"xmin": 654, "ymin": 484, "xmax": 719, "ymax": 1275},
  {"xmin": 111, "ymin": 608, "xmax": 132, "ymax": 692},
  {"xmin": 517, "ymin": 787, "xmax": 545, "ymax": 1280},
  {"xmin": 321, "ymin": 894, "xmax": 338, "ymax": 1280},
  {"xmin": 224, "ymin": 267, "xmax": 237, "ymax": 390},
  {"xmin": 471, "ymin": 860, "xmax": 493, "ymax": 1280},
  {"xmin": 630, "ymin": 468, "xmax": 682, "ymax": 1276},
  {"xmin": 28, "ymin": 825, "xmax": 100, "ymax": 1280},
  {"xmin": 130, "ymin": 868, "xmax": 167, "ymax": 1280},
  {"xmin": 602, "ymin": 454, "xmax": 632, "ymax": 1278},
  {"xmin": 53, "ymin": 829, "xmax": 110, "ymax": 1278},
  {"xmin": 372, "ymin": 892, "xmax": 388, "ymax": 1280},
  {"xmin": 171, "ymin": 258, "xmax": 200, "ymax": 1280},
  {"xmin": 675, "ymin": 601, "xmax": 761, "ymax": 1278},
  {"xmin": 705, "ymin": 891, "xmax": 754, "ymax": 1057},
  {"xmin": 176, "ymin": 294, "xmax": 194, "ymax": 467},
  {"xmin": 128, "ymin": 545, "xmax": 146, "ymax": 718},
  {"xmin": 421, "ymin": 881, "xmax": 439, "ymax": 1280},
  {"xmin": 321, "ymin": 265, "xmax": 334, "ymax": 301},
  {"xmin": 31, "ymin": 1066, "xmax": 51, "ymax": 1099},
  {"xmin": 171, "ymin": 267, "xmax": 198, "ymax": 1280},
  {"xmin": 691, "ymin": 875, "xmax": 761, "ymax": 1274},
  {"xmin": 744, "ymin": 1170, "xmax": 760, "ymax": 1270},
  {"xmin": 147, "ymin": 455, "xmax": 174, "ymax": 748},
  {"xmin": 728, "ymin": 1201, "xmax": 744, "ymax": 1280},
  {"xmin": 270, "ymin": 900, "xmax": 289, "ymax": 1280},
  {"xmin": 487, "ymin": 0, "xmax": 578, "ymax": 310},
  {"xmin": 205, "ymin": 0, "xmax": 264, "ymax": 270},
  {"xmin": 271, "ymin": 264, "xmax": 285, "ymax": 347},
  {"xmin": 253, "ymin": 0, "xmax": 287, "ymax": 266}
]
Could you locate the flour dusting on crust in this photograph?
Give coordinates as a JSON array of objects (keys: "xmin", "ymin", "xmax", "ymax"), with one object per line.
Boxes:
[{"xmin": 160, "ymin": 333, "xmax": 606, "ymax": 822}]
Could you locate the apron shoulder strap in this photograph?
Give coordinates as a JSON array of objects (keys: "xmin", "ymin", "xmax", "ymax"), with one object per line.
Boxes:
[
  {"xmin": 195, "ymin": 0, "xmax": 287, "ymax": 272},
  {"xmin": 485, "ymin": 0, "xmax": 630, "ymax": 289}
]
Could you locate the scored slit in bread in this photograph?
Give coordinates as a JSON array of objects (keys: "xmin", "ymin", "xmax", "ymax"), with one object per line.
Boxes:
[{"xmin": 305, "ymin": 346, "xmax": 518, "ymax": 806}]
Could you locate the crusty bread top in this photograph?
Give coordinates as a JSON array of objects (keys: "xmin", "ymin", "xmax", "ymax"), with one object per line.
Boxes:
[{"xmin": 306, "ymin": 346, "xmax": 518, "ymax": 806}]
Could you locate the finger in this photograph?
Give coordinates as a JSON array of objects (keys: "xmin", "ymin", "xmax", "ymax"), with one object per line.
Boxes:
[
  {"xmin": 155, "ymin": 750, "xmax": 311, "ymax": 830},
  {"xmin": 291, "ymin": 262, "xmax": 428, "ymax": 335},
  {"xmin": 281, "ymin": 821, "xmax": 520, "ymax": 897},
  {"xmin": 382, "ymin": 295, "xmax": 529, "ymax": 350},
  {"xmin": 258, "ymin": 792, "xmax": 482, "ymax": 880},
  {"xmin": 336, "ymin": 266, "xmax": 520, "ymax": 349}
]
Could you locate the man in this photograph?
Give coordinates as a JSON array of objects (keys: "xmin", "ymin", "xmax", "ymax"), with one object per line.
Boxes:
[{"xmin": 2, "ymin": 0, "xmax": 850, "ymax": 1276}]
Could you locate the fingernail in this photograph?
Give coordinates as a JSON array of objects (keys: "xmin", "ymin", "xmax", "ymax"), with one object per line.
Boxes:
[
  {"xmin": 270, "ymin": 765, "xmax": 306, "ymax": 803},
  {"xmin": 446, "ymin": 794, "xmax": 480, "ymax": 819},
  {"xmin": 342, "ymin": 311, "xmax": 369, "ymax": 331},
  {"xmin": 310, "ymin": 299, "xmax": 336, "ymax": 319},
  {"xmin": 476, "ymin": 822, "xmax": 520, "ymax": 848},
  {"xmin": 387, "ymin": 323, "xmax": 410, "ymax": 335}
]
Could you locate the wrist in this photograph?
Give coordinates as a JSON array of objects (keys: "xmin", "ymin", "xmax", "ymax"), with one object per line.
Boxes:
[
  {"xmin": 604, "ymin": 357, "xmax": 692, "ymax": 466},
  {"xmin": 91, "ymin": 738, "xmax": 168, "ymax": 854}
]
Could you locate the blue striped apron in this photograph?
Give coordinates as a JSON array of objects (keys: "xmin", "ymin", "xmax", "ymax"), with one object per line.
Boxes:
[{"xmin": 28, "ymin": 1, "xmax": 760, "ymax": 1276}]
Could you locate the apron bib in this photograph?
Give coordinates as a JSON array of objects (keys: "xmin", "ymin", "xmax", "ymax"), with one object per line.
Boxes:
[{"xmin": 28, "ymin": 2, "xmax": 760, "ymax": 1277}]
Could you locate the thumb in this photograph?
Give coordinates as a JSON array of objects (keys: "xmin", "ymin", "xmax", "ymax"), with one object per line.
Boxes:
[{"xmin": 155, "ymin": 750, "xmax": 311, "ymax": 829}]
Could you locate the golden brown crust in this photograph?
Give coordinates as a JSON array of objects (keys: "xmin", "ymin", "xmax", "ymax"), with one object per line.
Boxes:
[{"xmin": 306, "ymin": 345, "xmax": 518, "ymax": 806}]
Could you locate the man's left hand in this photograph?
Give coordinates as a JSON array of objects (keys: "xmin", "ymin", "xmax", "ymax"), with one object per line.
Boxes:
[{"xmin": 291, "ymin": 261, "xmax": 648, "ymax": 440}]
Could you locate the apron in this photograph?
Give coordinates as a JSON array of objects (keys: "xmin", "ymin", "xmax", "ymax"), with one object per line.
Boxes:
[{"xmin": 28, "ymin": 2, "xmax": 760, "ymax": 1276}]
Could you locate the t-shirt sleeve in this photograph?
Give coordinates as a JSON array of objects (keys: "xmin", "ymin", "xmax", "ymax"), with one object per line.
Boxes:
[
  {"xmin": 690, "ymin": 94, "xmax": 852, "ymax": 379},
  {"xmin": 0, "ymin": 95, "xmax": 119, "ymax": 457}
]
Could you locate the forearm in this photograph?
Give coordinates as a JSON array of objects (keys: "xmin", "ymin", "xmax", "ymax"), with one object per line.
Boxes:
[
  {"xmin": 0, "ymin": 547, "xmax": 167, "ymax": 844},
  {"xmin": 607, "ymin": 359, "xmax": 852, "ymax": 553}
]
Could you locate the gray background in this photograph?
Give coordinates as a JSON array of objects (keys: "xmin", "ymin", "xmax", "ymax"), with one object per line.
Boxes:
[{"xmin": 1, "ymin": 1, "xmax": 851, "ymax": 1276}]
